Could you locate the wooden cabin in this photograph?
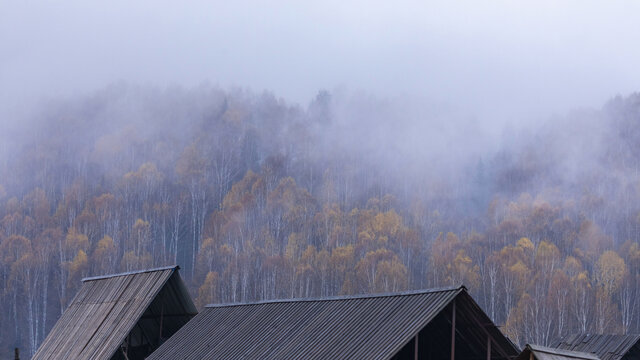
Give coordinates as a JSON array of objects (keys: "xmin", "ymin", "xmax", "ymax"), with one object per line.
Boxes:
[
  {"xmin": 147, "ymin": 285, "xmax": 520, "ymax": 360},
  {"xmin": 32, "ymin": 266, "xmax": 197, "ymax": 360}
]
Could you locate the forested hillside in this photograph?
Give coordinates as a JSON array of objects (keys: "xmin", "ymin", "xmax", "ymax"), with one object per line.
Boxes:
[{"xmin": 2, "ymin": 84, "xmax": 640, "ymax": 357}]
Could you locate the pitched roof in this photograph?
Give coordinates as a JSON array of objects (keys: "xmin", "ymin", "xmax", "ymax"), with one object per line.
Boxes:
[
  {"xmin": 148, "ymin": 285, "xmax": 520, "ymax": 360},
  {"xmin": 33, "ymin": 265, "xmax": 197, "ymax": 360},
  {"xmin": 555, "ymin": 334, "xmax": 640, "ymax": 360},
  {"xmin": 517, "ymin": 344, "xmax": 600, "ymax": 360}
]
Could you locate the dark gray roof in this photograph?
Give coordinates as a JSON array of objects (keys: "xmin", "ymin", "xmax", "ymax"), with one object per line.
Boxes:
[
  {"xmin": 33, "ymin": 265, "xmax": 197, "ymax": 360},
  {"xmin": 517, "ymin": 344, "xmax": 600, "ymax": 360},
  {"xmin": 555, "ymin": 334, "xmax": 640, "ymax": 360},
  {"xmin": 148, "ymin": 285, "xmax": 520, "ymax": 360}
]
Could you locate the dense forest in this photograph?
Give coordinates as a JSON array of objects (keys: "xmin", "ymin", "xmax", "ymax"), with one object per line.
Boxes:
[{"xmin": 2, "ymin": 84, "xmax": 640, "ymax": 357}]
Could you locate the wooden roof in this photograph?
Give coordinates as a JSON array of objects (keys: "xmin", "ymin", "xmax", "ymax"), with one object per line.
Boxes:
[
  {"xmin": 555, "ymin": 334, "xmax": 640, "ymax": 360},
  {"xmin": 32, "ymin": 266, "xmax": 197, "ymax": 360},
  {"xmin": 148, "ymin": 285, "xmax": 520, "ymax": 360},
  {"xmin": 517, "ymin": 344, "xmax": 600, "ymax": 360}
]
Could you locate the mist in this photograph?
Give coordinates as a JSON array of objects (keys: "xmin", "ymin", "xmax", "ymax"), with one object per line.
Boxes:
[
  {"xmin": 3, "ymin": 1, "xmax": 640, "ymax": 358},
  {"xmin": 3, "ymin": 1, "xmax": 640, "ymax": 122}
]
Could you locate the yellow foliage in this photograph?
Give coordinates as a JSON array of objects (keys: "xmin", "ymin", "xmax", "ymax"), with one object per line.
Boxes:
[
  {"xmin": 357, "ymin": 230, "xmax": 374, "ymax": 244},
  {"xmin": 355, "ymin": 248, "xmax": 406, "ymax": 293},
  {"xmin": 67, "ymin": 249, "xmax": 89, "ymax": 290},
  {"xmin": 628, "ymin": 242, "xmax": 640, "ymax": 270},
  {"xmin": 372, "ymin": 210, "xmax": 401, "ymax": 237},
  {"xmin": 0, "ymin": 235, "xmax": 32, "ymax": 264},
  {"xmin": 340, "ymin": 273, "xmax": 357, "ymax": 295},
  {"xmin": 285, "ymin": 233, "xmax": 304, "ymax": 260},
  {"xmin": 200, "ymin": 237, "xmax": 216, "ymax": 253},
  {"xmin": 504, "ymin": 292, "xmax": 531, "ymax": 345},
  {"xmin": 535, "ymin": 240, "xmax": 560, "ymax": 270},
  {"xmin": 331, "ymin": 245, "xmax": 355, "ymax": 271},
  {"xmin": 454, "ymin": 250, "xmax": 472, "ymax": 266},
  {"xmin": 134, "ymin": 218, "xmax": 149, "ymax": 229},
  {"xmin": 120, "ymin": 251, "xmax": 143, "ymax": 272},
  {"xmin": 516, "ymin": 237, "xmax": 534, "ymax": 252},
  {"xmin": 70, "ymin": 250, "xmax": 88, "ymax": 275},
  {"xmin": 575, "ymin": 271, "xmax": 591, "ymax": 286},
  {"xmin": 301, "ymin": 245, "xmax": 317, "ymax": 263},
  {"xmin": 563, "ymin": 256, "xmax": 583, "ymax": 278},
  {"xmin": 176, "ymin": 145, "xmax": 206, "ymax": 180},
  {"xmin": 196, "ymin": 271, "xmax": 220, "ymax": 308},
  {"xmin": 95, "ymin": 235, "xmax": 115, "ymax": 252},
  {"xmin": 375, "ymin": 257, "xmax": 407, "ymax": 292},
  {"xmin": 92, "ymin": 235, "xmax": 116, "ymax": 274},
  {"xmin": 595, "ymin": 250, "xmax": 627, "ymax": 295},
  {"xmin": 450, "ymin": 249, "xmax": 479, "ymax": 289},
  {"xmin": 509, "ymin": 260, "xmax": 530, "ymax": 286},
  {"xmin": 65, "ymin": 227, "xmax": 89, "ymax": 252},
  {"xmin": 536, "ymin": 240, "xmax": 559, "ymax": 259},
  {"xmin": 594, "ymin": 286, "xmax": 621, "ymax": 333},
  {"xmin": 223, "ymin": 170, "xmax": 260, "ymax": 210},
  {"xmin": 446, "ymin": 232, "xmax": 460, "ymax": 246},
  {"xmin": 138, "ymin": 162, "xmax": 161, "ymax": 178}
]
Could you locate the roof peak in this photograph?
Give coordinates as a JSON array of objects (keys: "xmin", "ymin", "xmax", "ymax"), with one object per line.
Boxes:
[
  {"xmin": 82, "ymin": 265, "xmax": 179, "ymax": 282},
  {"xmin": 205, "ymin": 285, "xmax": 465, "ymax": 308}
]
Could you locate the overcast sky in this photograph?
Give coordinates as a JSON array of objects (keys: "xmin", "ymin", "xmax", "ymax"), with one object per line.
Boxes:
[{"xmin": 2, "ymin": 0, "xmax": 640, "ymax": 123}]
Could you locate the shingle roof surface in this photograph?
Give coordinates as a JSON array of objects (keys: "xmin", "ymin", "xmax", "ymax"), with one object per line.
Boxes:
[
  {"xmin": 555, "ymin": 334, "xmax": 640, "ymax": 360},
  {"xmin": 32, "ymin": 266, "xmax": 195, "ymax": 360},
  {"xmin": 148, "ymin": 285, "xmax": 518, "ymax": 360}
]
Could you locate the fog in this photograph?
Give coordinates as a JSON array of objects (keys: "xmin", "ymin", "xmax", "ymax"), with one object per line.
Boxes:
[
  {"xmin": 5, "ymin": 2, "xmax": 640, "ymax": 357},
  {"xmin": 3, "ymin": 0, "xmax": 640, "ymax": 125},
  {"xmin": 3, "ymin": 0, "xmax": 640, "ymax": 225}
]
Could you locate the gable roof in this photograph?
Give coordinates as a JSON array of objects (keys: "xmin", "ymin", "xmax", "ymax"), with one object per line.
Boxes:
[
  {"xmin": 148, "ymin": 285, "xmax": 520, "ymax": 360},
  {"xmin": 555, "ymin": 334, "xmax": 640, "ymax": 360},
  {"xmin": 517, "ymin": 344, "xmax": 600, "ymax": 360},
  {"xmin": 33, "ymin": 265, "xmax": 197, "ymax": 360}
]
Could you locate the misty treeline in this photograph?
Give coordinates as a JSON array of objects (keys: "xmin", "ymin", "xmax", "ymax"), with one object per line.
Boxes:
[{"xmin": 1, "ymin": 84, "xmax": 640, "ymax": 357}]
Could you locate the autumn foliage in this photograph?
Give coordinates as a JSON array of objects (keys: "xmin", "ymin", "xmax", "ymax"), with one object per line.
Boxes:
[{"xmin": 2, "ymin": 86, "xmax": 640, "ymax": 357}]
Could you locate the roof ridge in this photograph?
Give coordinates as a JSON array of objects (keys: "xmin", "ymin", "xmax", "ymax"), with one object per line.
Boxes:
[
  {"xmin": 82, "ymin": 265, "xmax": 179, "ymax": 282},
  {"xmin": 205, "ymin": 285, "xmax": 465, "ymax": 308}
]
